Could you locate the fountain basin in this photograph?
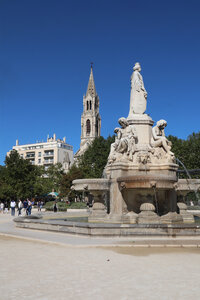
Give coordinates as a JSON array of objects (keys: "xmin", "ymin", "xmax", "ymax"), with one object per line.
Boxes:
[
  {"xmin": 117, "ymin": 174, "xmax": 176, "ymax": 190},
  {"xmin": 72, "ymin": 178, "xmax": 110, "ymax": 222},
  {"xmin": 14, "ymin": 214, "xmax": 200, "ymax": 241},
  {"xmin": 72, "ymin": 178, "xmax": 110, "ymax": 192}
]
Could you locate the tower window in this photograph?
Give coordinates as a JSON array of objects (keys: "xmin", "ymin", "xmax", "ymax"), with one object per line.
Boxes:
[
  {"xmin": 86, "ymin": 119, "xmax": 91, "ymax": 134},
  {"xmin": 90, "ymin": 101, "xmax": 92, "ymax": 110},
  {"xmin": 87, "ymin": 101, "xmax": 89, "ymax": 110},
  {"xmin": 96, "ymin": 119, "xmax": 98, "ymax": 135}
]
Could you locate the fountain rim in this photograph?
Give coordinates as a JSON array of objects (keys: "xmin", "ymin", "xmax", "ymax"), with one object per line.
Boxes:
[
  {"xmin": 73, "ymin": 178, "xmax": 109, "ymax": 184},
  {"xmin": 117, "ymin": 174, "xmax": 177, "ymax": 183}
]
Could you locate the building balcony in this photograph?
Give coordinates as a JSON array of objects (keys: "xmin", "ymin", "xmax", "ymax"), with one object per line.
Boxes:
[
  {"xmin": 26, "ymin": 156, "xmax": 35, "ymax": 159},
  {"xmin": 43, "ymin": 153, "xmax": 54, "ymax": 157},
  {"xmin": 44, "ymin": 160, "xmax": 54, "ymax": 165}
]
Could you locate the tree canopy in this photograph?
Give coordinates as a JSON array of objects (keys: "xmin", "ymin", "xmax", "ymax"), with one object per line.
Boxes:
[
  {"xmin": 77, "ymin": 135, "xmax": 115, "ymax": 178},
  {"xmin": 1, "ymin": 132, "xmax": 200, "ymax": 201},
  {"xmin": 0, "ymin": 150, "xmax": 39, "ymax": 200},
  {"xmin": 168, "ymin": 132, "xmax": 200, "ymax": 178},
  {"xmin": 59, "ymin": 135, "xmax": 115, "ymax": 198},
  {"xmin": 0, "ymin": 151, "xmax": 64, "ymax": 201}
]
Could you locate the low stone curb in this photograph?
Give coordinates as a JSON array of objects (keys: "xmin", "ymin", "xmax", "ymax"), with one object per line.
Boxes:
[{"xmin": 14, "ymin": 216, "xmax": 200, "ymax": 240}]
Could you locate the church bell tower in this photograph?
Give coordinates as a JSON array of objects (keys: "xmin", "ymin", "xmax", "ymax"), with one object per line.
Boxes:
[{"xmin": 75, "ymin": 65, "xmax": 101, "ymax": 158}]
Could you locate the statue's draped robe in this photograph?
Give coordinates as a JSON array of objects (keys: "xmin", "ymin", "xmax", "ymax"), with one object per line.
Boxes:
[{"xmin": 129, "ymin": 70, "xmax": 147, "ymax": 115}]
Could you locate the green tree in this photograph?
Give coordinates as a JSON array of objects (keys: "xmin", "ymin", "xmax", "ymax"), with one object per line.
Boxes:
[
  {"xmin": 168, "ymin": 132, "xmax": 200, "ymax": 178},
  {"xmin": 45, "ymin": 163, "xmax": 64, "ymax": 191},
  {"xmin": 59, "ymin": 164, "xmax": 84, "ymax": 199},
  {"xmin": 78, "ymin": 135, "xmax": 115, "ymax": 178},
  {"xmin": 1, "ymin": 150, "xmax": 39, "ymax": 200},
  {"xmin": 59, "ymin": 135, "xmax": 114, "ymax": 198},
  {"xmin": 32, "ymin": 166, "xmax": 51, "ymax": 196}
]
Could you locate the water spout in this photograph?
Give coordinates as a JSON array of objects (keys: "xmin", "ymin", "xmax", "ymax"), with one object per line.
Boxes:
[
  {"xmin": 176, "ymin": 158, "xmax": 192, "ymax": 179},
  {"xmin": 176, "ymin": 157, "xmax": 200, "ymax": 203},
  {"xmin": 152, "ymin": 186, "xmax": 159, "ymax": 214}
]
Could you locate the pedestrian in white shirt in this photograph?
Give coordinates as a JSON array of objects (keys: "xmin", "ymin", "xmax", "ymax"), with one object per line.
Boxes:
[
  {"xmin": 18, "ymin": 200, "xmax": 23, "ymax": 216},
  {"xmin": 0, "ymin": 202, "xmax": 4, "ymax": 213},
  {"xmin": 10, "ymin": 200, "xmax": 16, "ymax": 216}
]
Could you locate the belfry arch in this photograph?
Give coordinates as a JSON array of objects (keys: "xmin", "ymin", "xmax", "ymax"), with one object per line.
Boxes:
[{"xmin": 86, "ymin": 119, "xmax": 91, "ymax": 134}]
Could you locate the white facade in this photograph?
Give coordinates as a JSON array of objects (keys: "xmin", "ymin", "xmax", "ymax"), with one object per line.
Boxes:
[{"xmin": 7, "ymin": 134, "xmax": 73, "ymax": 173}]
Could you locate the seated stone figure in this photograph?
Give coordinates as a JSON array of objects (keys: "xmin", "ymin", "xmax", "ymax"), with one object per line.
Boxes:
[
  {"xmin": 151, "ymin": 119, "xmax": 173, "ymax": 156},
  {"xmin": 107, "ymin": 127, "xmax": 122, "ymax": 163},
  {"xmin": 127, "ymin": 124, "xmax": 137, "ymax": 160},
  {"xmin": 108, "ymin": 117, "xmax": 137, "ymax": 163},
  {"xmin": 116, "ymin": 117, "xmax": 129, "ymax": 153}
]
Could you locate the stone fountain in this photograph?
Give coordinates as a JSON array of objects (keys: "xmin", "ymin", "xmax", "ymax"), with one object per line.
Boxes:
[
  {"xmin": 72, "ymin": 62, "xmax": 194, "ymax": 225},
  {"xmin": 14, "ymin": 62, "xmax": 200, "ymax": 239}
]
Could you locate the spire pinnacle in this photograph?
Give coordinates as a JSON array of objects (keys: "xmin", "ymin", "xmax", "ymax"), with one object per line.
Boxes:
[{"xmin": 86, "ymin": 64, "xmax": 96, "ymax": 97}]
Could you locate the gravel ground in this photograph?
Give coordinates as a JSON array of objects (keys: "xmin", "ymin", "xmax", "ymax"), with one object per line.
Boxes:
[
  {"xmin": 0, "ymin": 212, "xmax": 200, "ymax": 299},
  {"xmin": 1, "ymin": 235, "xmax": 200, "ymax": 300}
]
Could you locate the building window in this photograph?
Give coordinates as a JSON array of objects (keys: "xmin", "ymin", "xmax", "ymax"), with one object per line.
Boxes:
[
  {"xmin": 96, "ymin": 119, "xmax": 99, "ymax": 135},
  {"xmin": 26, "ymin": 152, "xmax": 35, "ymax": 158},
  {"xmin": 90, "ymin": 100, "xmax": 92, "ymax": 110},
  {"xmin": 38, "ymin": 159, "xmax": 41, "ymax": 164},
  {"xmin": 87, "ymin": 101, "xmax": 89, "ymax": 110},
  {"xmin": 86, "ymin": 119, "xmax": 91, "ymax": 134},
  {"xmin": 38, "ymin": 152, "xmax": 41, "ymax": 157},
  {"xmin": 44, "ymin": 150, "xmax": 54, "ymax": 156}
]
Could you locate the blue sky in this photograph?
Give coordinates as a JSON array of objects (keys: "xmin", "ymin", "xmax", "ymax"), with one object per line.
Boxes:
[{"xmin": 1, "ymin": 0, "xmax": 200, "ymax": 165}]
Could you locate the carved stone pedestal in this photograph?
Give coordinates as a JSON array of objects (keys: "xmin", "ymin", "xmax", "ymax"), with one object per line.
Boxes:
[
  {"xmin": 177, "ymin": 202, "xmax": 195, "ymax": 224},
  {"xmin": 121, "ymin": 211, "xmax": 138, "ymax": 224},
  {"xmin": 88, "ymin": 192, "xmax": 107, "ymax": 222},
  {"xmin": 138, "ymin": 203, "xmax": 160, "ymax": 224},
  {"xmin": 160, "ymin": 212, "xmax": 183, "ymax": 224}
]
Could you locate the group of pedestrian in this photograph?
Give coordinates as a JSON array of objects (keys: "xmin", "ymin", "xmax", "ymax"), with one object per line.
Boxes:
[
  {"xmin": 22, "ymin": 199, "xmax": 33, "ymax": 216},
  {"xmin": 8, "ymin": 199, "xmax": 33, "ymax": 216},
  {"xmin": 0, "ymin": 198, "xmax": 45, "ymax": 216}
]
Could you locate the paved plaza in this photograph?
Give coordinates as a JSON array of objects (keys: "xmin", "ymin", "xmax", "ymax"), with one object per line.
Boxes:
[{"xmin": 0, "ymin": 212, "xmax": 200, "ymax": 299}]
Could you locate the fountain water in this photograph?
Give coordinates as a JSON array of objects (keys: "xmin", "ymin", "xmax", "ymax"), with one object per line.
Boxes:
[{"xmin": 176, "ymin": 157, "xmax": 200, "ymax": 204}]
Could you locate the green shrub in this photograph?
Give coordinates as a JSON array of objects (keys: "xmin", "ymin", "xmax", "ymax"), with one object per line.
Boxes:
[
  {"xmin": 44, "ymin": 201, "xmax": 69, "ymax": 211},
  {"xmin": 187, "ymin": 205, "xmax": 200, "ymax": 210},
  {"xmin": 44, "ymin": 201, "xmax": 87, "ymax": 211},
  {"xmin": 69, "ymin": 202, "xmax": 87, "ymax": 209}
]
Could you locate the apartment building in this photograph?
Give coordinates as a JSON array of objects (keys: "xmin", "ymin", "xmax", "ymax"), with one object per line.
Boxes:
[{"xmin": 8, "ymin": 134, "xmax": 73, "ymax": 172}]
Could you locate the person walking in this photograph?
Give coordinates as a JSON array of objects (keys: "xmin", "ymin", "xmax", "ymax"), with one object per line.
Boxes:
[
  {"xmin": 0, "ymin": 202, "xmax": 4, "ymax": 213},
  {"xmin": 23, "ymin": 199, "xmax": 28, "ymax": 215},
  {"xmin": 4, "ymin": 201, "xmax": 8, "ymax": 213},
  {"xmin": 53, "ymin": 201, "xmax": 58, "ymax": 213},
  {"xmin": 27, "ymin": 199, "xmax": 32, "ymax": 215},
  {"xmin": 18, "ymin": 200, "xmax": 23, "ymax": 216},
  {"xmin": 10, "ymin": 200, "xmax": 16, "ymax": 216},
  {"xmin": 37, "ymin": 200, "xmax": 41, "ymax": 212}
]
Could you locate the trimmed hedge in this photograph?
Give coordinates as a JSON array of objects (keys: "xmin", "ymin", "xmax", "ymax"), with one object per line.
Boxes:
[
  {"xmin": 44, "ymin": 201, "xmax": 87, "ymax": 211},
  {"xmin": 187, "ymin": 205, "xmax": 200, "ymax": 210},
  {"xmin": 69, "ymin": 202, "xmax": 87, "ymax": 209}
]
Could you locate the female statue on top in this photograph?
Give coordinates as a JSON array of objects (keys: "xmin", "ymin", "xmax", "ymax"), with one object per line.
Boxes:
[{"xmin": 128, "ymin": 62, "xmax": 147, "ymax": 116}]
